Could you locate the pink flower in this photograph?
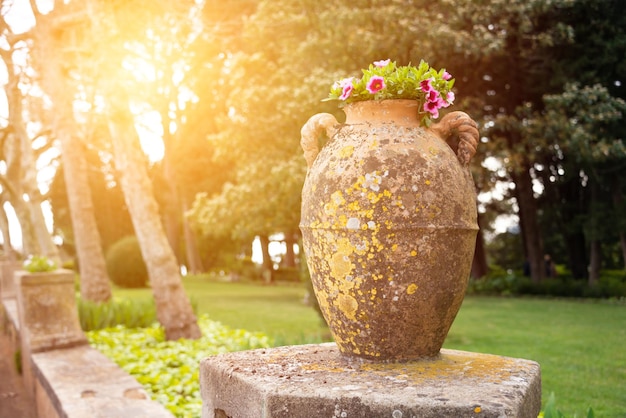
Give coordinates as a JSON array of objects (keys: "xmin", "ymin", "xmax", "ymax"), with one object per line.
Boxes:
[
  {"xmin": 446, "ymin": 91, "xmax": 455, "ymax": 104},
  {"xmin": 340, "ymin": 84, "xmax": 354, "ymax": 100},
  {"xmin": 373, "ymin": 59, "xmax": 391, "ymax": 68},
  {"xmin": 420, "ymin": 78, "xmax": 434, "ymax": 92},
  {"xmin": 427, "ymin": 90, "xmax": 440, "ymax": 102},
  {"xmin": 424, "ymin": 100, "xmax": 440, "ymax": 119},
  {"xmin": 366, "ymin": 76, "xmax": 386, "ymax": 94},
  {"xmin": 442, "ymin": 71, "xmax": 452, "ymax": 81}
]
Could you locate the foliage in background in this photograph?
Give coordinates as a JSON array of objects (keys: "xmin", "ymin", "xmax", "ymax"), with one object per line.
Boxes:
[
  {"xmin": 466, "ymin": 269, "xmax": 626, "ymax": 299},
  {"xmin": 87, "ymin": 316, "xmax": 270, "ymax": 418},
  {"xmin": 105, "ymin": 236, "xmax": 149, "ymax": 288},
  {"xmin": 22, "ymin": 255, "xmax": 58, "ymax": 273},
  {"xmin": 78, "ymin": 297, "xmax": 157, "ymax": 331}
]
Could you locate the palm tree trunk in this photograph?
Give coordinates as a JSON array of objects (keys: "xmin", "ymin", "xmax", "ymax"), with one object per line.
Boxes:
[{"xmin": 107, "ymin": 104, "xmax": 200, "ymax": 340}]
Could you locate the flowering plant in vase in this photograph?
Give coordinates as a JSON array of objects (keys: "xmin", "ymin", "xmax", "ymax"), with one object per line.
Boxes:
[{"xmin": 325, "ymin": 59, "xmax": 455, "ymax": 127}]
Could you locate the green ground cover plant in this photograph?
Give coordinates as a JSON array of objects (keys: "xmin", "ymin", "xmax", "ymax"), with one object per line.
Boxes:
[
  {"xmin": 87, "ymin": 315, "xmax": 269, "ymax": 418},
  {"xmin": 108, "ymin": 276, "xmax": 625, "ymax": 417}
]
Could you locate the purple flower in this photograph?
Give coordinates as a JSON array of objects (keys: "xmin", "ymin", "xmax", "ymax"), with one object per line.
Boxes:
[
  {"xmin": 373, "ymin": 59, "xmax": 391, "ymax": 68},
  {"xmin": 366, "ymin": 76, "xmax": 386, "ymax": 94}
]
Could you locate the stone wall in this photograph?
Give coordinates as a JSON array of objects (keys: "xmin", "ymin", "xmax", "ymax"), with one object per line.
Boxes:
[{"xmin": 1, "ymin": 266, "xmax": 174, "ymax": 418}]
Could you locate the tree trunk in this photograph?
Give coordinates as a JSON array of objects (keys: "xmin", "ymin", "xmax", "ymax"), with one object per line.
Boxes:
[
  {"xmin": 181, "ymin": 198, "xmax": 204, "ymax": 274},
  {"xmin": 30, "ymin": 6, "xmax": 113, "ymax": 302},
  {"xmin": 470, "ymin": 212, "xmax": 489, "ymax": 279},
  {"xmin": 588, "ymin": 181, "xmax": 602, "ymax": 284},
  {"xmin": 59, "ymin": 137, "xmax": 113, "ymax": 302},
  {"xmin": 588, "ymin": 240, "xmax": 601, "ymax": 285},
  {"xmin": 611, "ymin": 177, "xmax": 626, "ymax": 269},
  {"xmin": 0, "ymin": 202, "xmax": 16, "ymax": 258},
  {"xmin": 107, "ymin": 104, "xmax": 200, "ymax": 340},
  {"xmin": 1, "ymin": 42, "xmax": 59, "ymax": 262},
  {"xmin": 9, "ymin": 196, "xmax": 40, "ymax": 256},
  {"xmin": 511, "ymin": 168, "xmax": 545, "ymax": 282},
  {"xmin": 259, "ymin": 234, "xmax": 273, "ymax": 283},
  {"xmin": 284, "ymin": 232, "xmax": 297, "ymax": 268}
]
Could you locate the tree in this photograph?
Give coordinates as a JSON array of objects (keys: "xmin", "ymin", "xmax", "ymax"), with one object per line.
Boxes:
[
  {"xmin": 30, "ymin": 6, "xmax": 113, "ymax": 302},
  {"xmin": 0, "ymin": 3, "xmax": 60, "ymax": 261},
  {"xmin": 107, "ymin": 98, "xmax": 201, "ymax": 339},
  {"xmin": 24, "ymin": 0, "xmax": 201, "ymax": 339}
]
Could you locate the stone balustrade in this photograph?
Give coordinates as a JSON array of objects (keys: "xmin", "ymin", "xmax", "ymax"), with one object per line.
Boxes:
[{"xmin": 1, "ymin": 266, "xmax": 173, "ymax": 418}]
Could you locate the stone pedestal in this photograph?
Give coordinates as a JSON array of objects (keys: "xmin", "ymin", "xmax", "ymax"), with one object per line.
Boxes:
[
  {"xmin": 200, "ymin": 343, "xmax": 541, "ymax": 418},
  {"xmin": 15, "ymin": 269, "xmax": 87, "ymax": 395}
]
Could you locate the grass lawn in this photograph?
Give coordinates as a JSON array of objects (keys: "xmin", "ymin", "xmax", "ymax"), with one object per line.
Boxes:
[
  {"xmin": 114, "ymin": 277, "xmax": 626, "ymax": 417},
  {"xmin": 445, "ymin": 297, "xmax": 626, "ymax": 418}
]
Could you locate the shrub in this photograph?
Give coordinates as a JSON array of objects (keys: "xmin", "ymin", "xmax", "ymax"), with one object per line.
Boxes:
[
  {"xmin": 273, "ymin": 266, "xmax": 301, "ymax": 283},
  {"xmin": 78, "ymin": 297, "xmax": 157, "ymax": 331},
  {"xmin": 105, "ymin": 235, "xmax": 149, "ymax": 288},
  {"xmin": 467, "ymin": 268, "xmax": 626, "ymax": 300},
  {"xmin": 22, "ymin": 255, "xmax": 57, "ymax": 273}
]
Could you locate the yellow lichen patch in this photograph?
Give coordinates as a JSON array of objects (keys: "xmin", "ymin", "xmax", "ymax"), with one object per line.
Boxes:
[
  {"xmin": 339, "ymin": 145, "xmax": 355, "ymax": 159},
  {"xmin": 370, "ymin": 288, "xmax": 378, "ymax": 300},
  {"xmin": 406, "ymin": 283, "xmax": 418, "ymax": 294},
  {"xmin": 368, "ymin": 139, "xmax": 380, "ymax": 150},
  {"xmin": 323, "ymin": 190, "xmax": 346, "ymax": 216},
  {"xmin": 347, "ymin": 201, "xmax": 361, "ymax": 211},
  {"xmin": 474, "ymin": 406, "xmax": 482, "ymax": 414},
  {"xmin": 360, "ymin": 351, "xmax": 524, "ymax": 385},
  {"xmin": 391, "ymin": 244, "xmax": 398, "ymax": 252},
  {"xmin": 425, "ymin": 180, "xmax": 431, "ymax": 185},
  {"xmin": 410, "ymin": 250, "xmax": 418, "ymax": 257},
  {"xmin": 337, "ymin": 294, "xmax": 359, "ymax": 321},
  {"xmin": 329, "ymin": 254, "xmax": 353, "ymax": 281}
]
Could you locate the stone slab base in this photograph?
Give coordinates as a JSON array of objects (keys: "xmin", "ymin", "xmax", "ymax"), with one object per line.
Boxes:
[{"xmin": 200, "ymin": 343, "xmax": 541, "ymax": 418}]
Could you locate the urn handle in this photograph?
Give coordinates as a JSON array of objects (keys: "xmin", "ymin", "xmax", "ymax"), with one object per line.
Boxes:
[
  {"xmin": 429, "ymin": 111, "xmax": 479, "ymax": 166},
  {"xmin": 300, "ymin": 113, "xmax": 339, "ymax": 168}
]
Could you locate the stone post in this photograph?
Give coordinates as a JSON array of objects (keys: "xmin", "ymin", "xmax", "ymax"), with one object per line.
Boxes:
[
  {"xmin": 200, "ymin": 343, "xmax": 541, "ymax": 418},
  {"xmin": 15, "ymin": 269, "xmax": 88, "ymax": 394}
]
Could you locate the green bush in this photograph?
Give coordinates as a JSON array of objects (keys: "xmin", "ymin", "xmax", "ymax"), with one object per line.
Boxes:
[
  {"xmin": 78, "ymin": 297, "xmax": 156, "ymax": 331},
  {"xmin": 22, "ymin": 255, "xmax": 57, "ymax": 273},
  {"xmin": 272, "ymin": 266, "xmax": 301, "ymax": 283},
  {"xmin": 105, "ymin": 235, "xmax": 149, "ymax": 288},
  {"xmin": 467, "ymin": 268, "xmax": 626, "ymax": 299}
]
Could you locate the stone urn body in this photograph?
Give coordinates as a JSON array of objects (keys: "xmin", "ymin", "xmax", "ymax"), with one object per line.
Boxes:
[{"xmin": 300, "ymin": 100, "xmax": 479, "ymax": 361}]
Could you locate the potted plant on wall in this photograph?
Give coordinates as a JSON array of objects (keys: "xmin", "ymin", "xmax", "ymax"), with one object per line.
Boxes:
[{"xmin": 300, "ymin": 59, "xmax": 480, "ymax": 362}]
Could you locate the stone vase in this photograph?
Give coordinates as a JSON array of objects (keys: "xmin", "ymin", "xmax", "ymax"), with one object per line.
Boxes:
[{"xmin": 300, "ymin": 99, "xmax": 479, "ymax": 361}]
